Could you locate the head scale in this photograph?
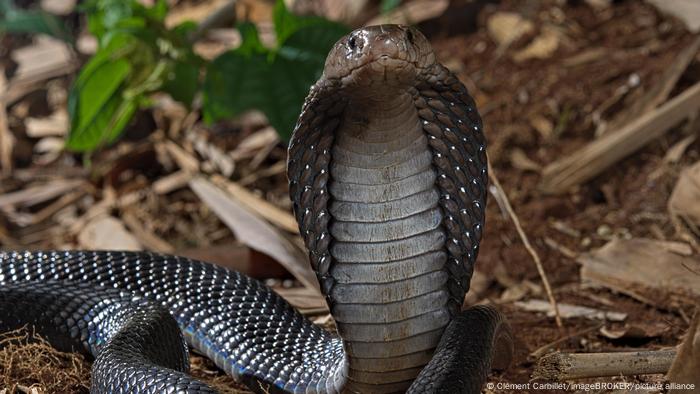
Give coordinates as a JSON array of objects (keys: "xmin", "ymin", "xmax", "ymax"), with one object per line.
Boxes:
[{"xmin": 322, "ymin": 24, "xmax": 436, "ymax": 92}]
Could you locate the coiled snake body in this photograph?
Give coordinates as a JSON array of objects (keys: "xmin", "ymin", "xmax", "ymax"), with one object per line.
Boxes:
[{"xmin": 0, "ymin": 25, "xmax": 513, "ymax": 393}]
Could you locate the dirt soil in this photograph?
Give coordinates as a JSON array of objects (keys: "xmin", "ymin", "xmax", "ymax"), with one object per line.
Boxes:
[{"xmin": 0, "ymin": 0, "xmax": 698, "ymax": 393}]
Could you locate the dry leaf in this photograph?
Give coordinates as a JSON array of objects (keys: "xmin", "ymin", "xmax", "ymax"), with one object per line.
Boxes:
[
  {"xmin": 579, "ymin": 238, "xmax": 700, "ymax": 308},
  {"xmin": 189, "ymin": 176, "xmax": 319, "ymax": 292}
]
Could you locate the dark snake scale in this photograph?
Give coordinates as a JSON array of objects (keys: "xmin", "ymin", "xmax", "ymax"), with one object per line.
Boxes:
[{"xmin": 0, "ymin": 25, "xmax": 513, "ymax": 393}]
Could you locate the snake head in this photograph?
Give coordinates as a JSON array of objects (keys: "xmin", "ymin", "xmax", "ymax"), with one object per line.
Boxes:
[{"xmin": 323, "ymin": 24, "xmax": 436, "ymax": 95}]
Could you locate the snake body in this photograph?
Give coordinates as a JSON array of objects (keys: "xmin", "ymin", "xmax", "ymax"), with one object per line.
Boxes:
[{"xmin": 0, "ymin": 25, "xmax": 512, "ymax": 393}]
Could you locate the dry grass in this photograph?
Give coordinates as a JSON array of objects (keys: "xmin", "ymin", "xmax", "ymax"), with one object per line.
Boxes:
[
  {"xmin": 0, "ymin": 327, "xmax": 90, "ymax": 394},
  {"xmin": 0, "ymin": 327, "xmax": 253, "ymax": 393}
]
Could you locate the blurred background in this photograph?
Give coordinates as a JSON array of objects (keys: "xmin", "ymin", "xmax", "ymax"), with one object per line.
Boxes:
[{"xmin": 0, "ymin": 0, "xmax": 699, "ymax": 392}]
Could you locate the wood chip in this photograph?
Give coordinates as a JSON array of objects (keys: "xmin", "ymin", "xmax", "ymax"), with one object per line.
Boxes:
[
  {"xmin": 0, "ymin": 179, "xmax": 85, "ymax": 208},
  {"xmin": 121, "ymin": 211, "xmax": 175, "ymax": 254},
  {"xmin": 562, "ymin": 47, "xmax": 607, "ymax": 67},
  {"xmin": 513, "ymin": 28, "xmax": 560, "ymax": 63},
  {"xmin": 25, "ymin": 110, "xmax": 68, "ymax": 138},
  {"xmin": 11, "ymin": 36, "xmax": 72, "ymax": 80},
  {"xmin": 579, "ymin": 238, "xmax": 700, "ymax": 308},
  {"xmin": 162, "ymin": 140, "xmax": 200, "ymax": 173},
  {"xmin": 189, "ymin": 176, "xmax": 319, "ymax": 292},
  {"xmin": 153, "ymin": 170, "xmax": 193, "ymax": 195},
  {"xmin": 77, "ymin": 215, "xmax": 142, "ymax": 251},
  {"xmin": 230, "ymin": 127, "xmax": 279, "ymax": 162},
  {"xmin": 515, "ymin": 299, "xmax": 627, "ymax": 321}
]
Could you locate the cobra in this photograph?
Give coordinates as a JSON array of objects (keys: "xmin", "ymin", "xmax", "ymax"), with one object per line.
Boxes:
[{"xmin": 0, "ymin": 25, "xmax": 513, "ymax": 393}]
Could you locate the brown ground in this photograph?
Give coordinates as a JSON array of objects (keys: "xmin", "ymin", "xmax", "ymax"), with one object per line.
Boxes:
[{"xmin": 0, "ymin": 0, "xmax": 698, "ymax": 393}]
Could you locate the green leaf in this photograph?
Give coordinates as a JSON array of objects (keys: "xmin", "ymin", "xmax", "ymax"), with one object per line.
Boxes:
[
  {"xmin": 66, "ymin": 56, "xmax": 134, "ymax": 151},
  {"xmin": 236, "ymin": 22, "xmax": 265, "ymax": 56},
  {"xmin": 163, "ymin": 60, "xmax": 199, "ymax": 105},
  {"xmin": 83, "ymin": 0, "xmax": 166, "ymax": 45},
  {"xmin": 172, "ymin": 20, "xmax": 197, "ymax": 42},
  {"xmin": 381, "ymin": 0, "xmax": 402, "ymax": 13},
  {"xmin": 66, "ymin": 33, "xmax": 144, "ymax": 151},
  {"xmin": 279, "ymin": 23, "xmax": 349, "ymax": 65},
  {"xmin": 0, "ymin": 3, "xmax": 72, "ymax": 42},
  {"xmin": 202, "ymin": 22, "xmax": 349, "ymax": 140},
  {"xmin": 272, "ymin": 0, "xmax": 346, "ymax": 47},
  {"xmin": 148, "ymin": 0, "xmax": 168, "ymax": 22}
]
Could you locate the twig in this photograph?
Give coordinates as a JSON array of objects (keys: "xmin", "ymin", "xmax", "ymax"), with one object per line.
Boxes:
[
  {"xmin": 190, "ymin": 0, "xmax": 238, "ymax": 43},
  {"xmin": 533, "ymin": 349, "xmax": 677, "ymax": 380},
  {"xmin": 488, "ymin": 159, "xmax": 563, "ymax": 328}
]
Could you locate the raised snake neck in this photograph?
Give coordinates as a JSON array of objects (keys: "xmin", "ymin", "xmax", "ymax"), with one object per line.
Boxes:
[{"xmin": 0, "ymin": 25, "xmax": 511, "ymax": 394}]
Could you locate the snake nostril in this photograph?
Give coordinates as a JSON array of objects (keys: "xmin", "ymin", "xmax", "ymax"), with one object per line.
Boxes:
[{"xmin": 406, "ymin": 30, "xmax": 414, "ymax": 44}]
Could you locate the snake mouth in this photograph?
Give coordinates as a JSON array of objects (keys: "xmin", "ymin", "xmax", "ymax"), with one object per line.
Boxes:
[{"xmin": 338, "ymin": 56, "xmax": 420, "ymax": 90}]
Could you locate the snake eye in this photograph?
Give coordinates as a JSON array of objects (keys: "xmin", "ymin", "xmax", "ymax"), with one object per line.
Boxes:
[{"xmin": 348, "ymin": 36, "xmax": 357, "ymax": 50}]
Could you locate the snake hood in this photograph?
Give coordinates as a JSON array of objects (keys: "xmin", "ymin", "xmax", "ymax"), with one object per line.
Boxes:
[{"xmin": 288, "ymin": 24, "xmax": 489, "ymax": 392}]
